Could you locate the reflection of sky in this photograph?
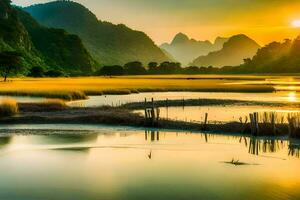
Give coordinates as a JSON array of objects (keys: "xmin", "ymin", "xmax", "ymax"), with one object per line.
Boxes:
[{"xmin": 0, "ymin": 130, "xmax": 299, "ymax": 199}]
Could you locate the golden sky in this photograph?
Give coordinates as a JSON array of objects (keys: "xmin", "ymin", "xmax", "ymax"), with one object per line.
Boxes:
[{"xmin": 12, "ymin": 0, "xmax": 300, "ymax": 45}]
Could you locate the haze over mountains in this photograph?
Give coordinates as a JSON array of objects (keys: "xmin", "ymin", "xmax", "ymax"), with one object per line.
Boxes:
[
  {"xmin": 238, "ymin": 36, "xmax": 300, "ymax": 73},
  {"xmin": 24, "ymin": 1, "xmax": 170, "ymax": 66},
  {"xmin": 2, "ymin": 0, "xmax": 300, "ymax": 75},
  {"xmin": 160, "ymin": 33, "xmax": 228, "ymax": 65},
  {"xmin": 192, "ymin": 34, "xmax": 261, "ymax": 68}
]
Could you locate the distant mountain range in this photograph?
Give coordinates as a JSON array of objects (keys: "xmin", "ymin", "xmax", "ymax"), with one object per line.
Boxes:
[
  {"xmin": 160, "ymin": 33, "xmax": 228, "ymax": 65},
  {"xmin": 0, "ymin": 0, "xmax": 96, "ymax": 75},
  {"xmin": 191, "ymin": 34, "xmax": 260, "ymax": 68},
  {"xmin": 24, "ymin": 1, "xmax": 170, "ymax": 66}
]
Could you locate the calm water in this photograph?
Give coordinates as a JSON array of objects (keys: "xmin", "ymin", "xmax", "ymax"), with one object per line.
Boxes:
[
  {"xmin": 0, "ymin": 96, "xmax": 44, "ymax": 103},
  {"xmin": 67, "ymin": 91, "xmax": 300, "ymax": 107},
  {"xmin": 0, "ymin": 125, "xmax": 299, "ymax": 200},
  {"xmin": 137, "ymin": 105, "xmax": 300, "ymax": 123}
]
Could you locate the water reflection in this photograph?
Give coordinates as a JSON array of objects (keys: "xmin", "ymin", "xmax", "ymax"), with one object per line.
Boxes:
[
  {"xmin": 145, "ymin": 130, "xmax": 160, "ymax": 142},
  {"xmin": 68, "ymin": 91, "xmax": 300, "ymax": 108},
  {"xmin": 0, "ymin": 129, "xmax": 299, "ymax": 200},
  {"xmin": 0, "ymin": 136, "xmax": 12, "ymax": 148},
  {"xmin": 289, "ymin": 143, "xmax": 300, "ymax": 158},
  {"xmin": 247, "ymin": 137, "xmax": 286, "ymax": 155}
]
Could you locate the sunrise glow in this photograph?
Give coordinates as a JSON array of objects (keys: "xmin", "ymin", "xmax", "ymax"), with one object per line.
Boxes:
[{"xmin": 292, "ymin": 20, "xmax": 300, "ymax": 28}]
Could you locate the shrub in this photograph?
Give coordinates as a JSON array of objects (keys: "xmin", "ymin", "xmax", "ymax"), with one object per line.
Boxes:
[
  {"xmin": 28, "ymin": 66, "xmax": 45, "ymax": 77},
  {"xmin": 95, "ymin": 65, "xmax": 124, "ymax": 76},
  {"xmin": 44, "ymin": 69, "xmax": 65, "ymax": 77},
  {"xmin": 0, "ymin": 98, "xmax": 18, "ymax": 117}
]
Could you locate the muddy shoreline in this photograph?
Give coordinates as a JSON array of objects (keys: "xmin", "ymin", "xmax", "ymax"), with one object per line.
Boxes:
[{"xmin": 0, "ymin": 99, "xmax": 296, "ymax": 137}]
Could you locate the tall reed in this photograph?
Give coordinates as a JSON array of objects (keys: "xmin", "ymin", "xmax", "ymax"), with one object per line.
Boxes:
[
  {"xmin": 0, "ymin": 98, "xmax": 18, "ymax": 117},
  {"xmin": 287, "ymin": 113, "xmax": 300, "ymax": 138},
  {"xmin": 256, "ymin": 112, "xmax": 284, "ymax": 135}
]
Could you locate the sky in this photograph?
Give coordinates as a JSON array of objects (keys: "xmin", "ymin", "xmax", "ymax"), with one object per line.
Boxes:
[{"xmin": 11, "ymin": 0, "xmax": 300, "ymax": 46}]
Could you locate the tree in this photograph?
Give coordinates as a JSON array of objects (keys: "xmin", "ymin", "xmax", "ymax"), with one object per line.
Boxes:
[
  {"xmin": 44, "ymin": 69, "xmax": 65, "ymax": 77},
  {"xmin": 28, "ymin": 66, "xmax": 45, "ymax": 77},
  {"xmin": 124, "ymin": 61, "xmax": 146, "ymax": 75},
  {"xmin": 0, "ymin": 51, "xmax": 22, "ymax": 82},
  {"xmin": 148, "ymin": 62, "xmax": 158, "ymax": 70},
  {"xmin": 95, "ymin": 65, "xmax": 124, "ymax": 76}
]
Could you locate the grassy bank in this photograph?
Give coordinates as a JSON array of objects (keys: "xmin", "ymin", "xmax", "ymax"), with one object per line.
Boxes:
[
  {"xmin": 0, "ymin": 101, "xmax": 298, "ymax": 138},
  {"xmin": 122, "ymin": 98, "xmax": 287, "ymax": 110},
  {"xmin": 0, "ymin": 75, "xmax": 276, "ymax": 100}
]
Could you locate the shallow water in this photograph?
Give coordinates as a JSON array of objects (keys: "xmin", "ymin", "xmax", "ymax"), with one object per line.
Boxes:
[
  {"xmin": 137, "ymin": 105, "xmax": 300, "ymax": 123},
  {"xmin": 0, "ymin": 126, "xmax": 299, "ymax": 200},
  {"xmin": 0, "ymin": 96, "xmax": 44, "ymax": 103},
  {"xmin": 68, "ymin": 91, "xmax": 300, "ymax": 107}
]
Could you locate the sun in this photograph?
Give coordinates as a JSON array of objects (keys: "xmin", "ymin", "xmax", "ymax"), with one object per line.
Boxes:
[{"xmin": 291, "ymin": 20, "xmax": 300, "ymax": 28}]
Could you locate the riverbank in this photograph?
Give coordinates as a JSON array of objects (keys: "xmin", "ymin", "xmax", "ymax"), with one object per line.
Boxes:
[
  {"xmin": 0, "ymin": 76, "xmax": 276, "ymax": 100},
  {"xmin": 121, "ymin": 98, "xmax": 291, "ymax": 109},
  {"xmin": 0, "ymin": 101, "xmax": 297, "ymax": 138}
]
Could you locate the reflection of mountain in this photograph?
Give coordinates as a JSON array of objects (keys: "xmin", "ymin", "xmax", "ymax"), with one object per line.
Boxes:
[
  {"xmin": 192, "ymin": 34, "xmax": 260, "ymax": 68},
  {"xmin": 160, "ymin": 33, "xmax": 228, "ymax": 65}
]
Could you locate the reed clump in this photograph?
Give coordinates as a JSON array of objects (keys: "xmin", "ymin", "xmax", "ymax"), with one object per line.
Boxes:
[
  {"xmin": 287, "ymin": 113, "xmax": 300, "ymax": 138},
  {"xmin": 18, "ymin": 99, "xmax": 68, "ymax": 112},
  {"xmin": 0, "ymin": 98, "xmax": 18, "ymax": 117},
  {"xmin": 42, "ymin": 99, "xmax": 67, "ymax": 110},
  {"xmin": 0, "ymin": 90, "xmax": 87, "ymax": 101},
  {"xmin": 258, "ymin": 112, "xmax": 285, "ymax": 135}
]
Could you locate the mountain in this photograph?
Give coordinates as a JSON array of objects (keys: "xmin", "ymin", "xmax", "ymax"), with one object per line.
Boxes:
[
  {"xmin": 191, "ymin": 34, "xmax": 260, "ymax": 68},
  {"xmin": 0, "ymin": 0, "xmax": 96, "ymax": 75},
  {"xmin": 160, "ymin": 33, "xmax": 228, "ymax": 65},
  {"xmin": 0, "ymin": 0, "xmax": 43, "ymax": 69},
  {"xmin": 239, "ymin": 37, "xmax": 300, "ymax": 73},
  {"xmin": 24, "ymin": 1, "xmax": 170, "ymax": 66}
]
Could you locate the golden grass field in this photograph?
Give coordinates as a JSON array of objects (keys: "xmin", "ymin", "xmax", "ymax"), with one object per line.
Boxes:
[{"xmin": 0, "ymin": 75, "xmax": 279, "ymax": 100}]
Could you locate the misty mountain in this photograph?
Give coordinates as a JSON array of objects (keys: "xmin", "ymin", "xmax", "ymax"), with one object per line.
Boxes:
[
  {"xmin": 0, "ymin": 0, "xmax": 96, "ymax": 75},
  {"xmin": 160, "ymin": 33, "xmax": 228, "ymax": 65},
  {"xmin": 24, "ymin": 1, "xmax": 170, "ymax": 66},
  {"xmin": 239, "ymin": 37, "xmax": 300, "ymax": 73},
  {"xmin": 191, "ymin": 34, "xmax": 260, "ymax": 68}
]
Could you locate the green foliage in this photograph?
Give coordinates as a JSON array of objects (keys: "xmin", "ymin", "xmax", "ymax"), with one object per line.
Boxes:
[
  {"xmin": 44, "ymin": 69, "xmax": 65, "ymax": 77},
  {"xmin": 238, "ymin": 38, "xmax": 300, "ymax": 73},
  {"xmin": 28, "ymin": 66, "xmax": 45, "ymax": 77},
  {"xmin": 124, "ymin": 61, "xmax": 146, "ymax": 75},
  {"xmin": 149, "ymin": 61, "xmax": 181, "ymax": 74},
  {"xmin": 24, "ymin": 1, "xmax": 170, "ymax": 66},
  {"xmin": 0, "ymin": 51, "xmax": 22, "ymax": 81},
  {"xmin": 148, "ymin": 62, "xmax": 158, "ymax": 70},
  {"xmin": 95, "ymin": 65, "xmax": 124, "ymax": 76},
  {"xmin": 16, "ymin": 8, "xmax": 97, "ymax": 75},
  {"xmin": 0, "ymin": 1, "xmax": 97, "ymax": 76}
]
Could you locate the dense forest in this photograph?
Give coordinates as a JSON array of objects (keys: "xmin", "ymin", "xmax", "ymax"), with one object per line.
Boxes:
[
  {"xmin": 25, "ymin": 1, "xmax": 170, "ymax": 66},
  {"xmin": 0, "ymin": 0, "xmax": 97, "ymax": 76}
]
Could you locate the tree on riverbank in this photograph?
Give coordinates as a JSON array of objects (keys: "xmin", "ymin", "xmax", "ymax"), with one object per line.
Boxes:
[{"xmin": 0, "ymin": 51, "xmax": 22, "ymax": 82}]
